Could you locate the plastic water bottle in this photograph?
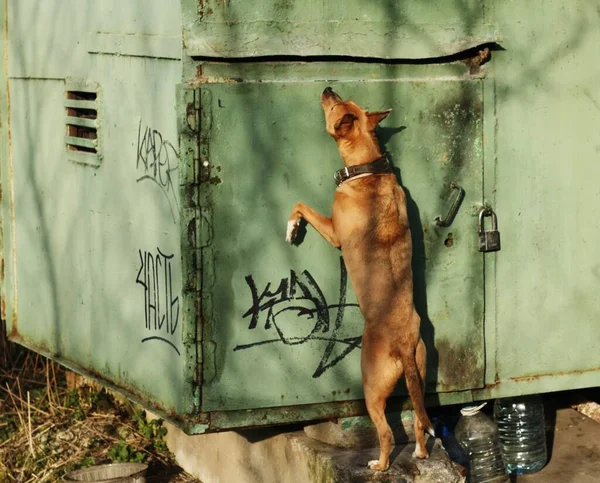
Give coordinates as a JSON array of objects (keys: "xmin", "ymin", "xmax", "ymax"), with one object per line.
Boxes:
[
  {"xmin": 454, "ymin": 403, "xmax": 510, "ymax": 483},
  {"xmin": 493, "ymin": 395, "xmax": 547, "ymax": 474}
]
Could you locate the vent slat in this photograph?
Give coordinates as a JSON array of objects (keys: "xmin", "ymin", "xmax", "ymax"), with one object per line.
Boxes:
[
  {"xmin": 65, "ymin": 99, "xmax": 97, "ymax": 110},
  {"xmin": 66, "ymin": 136, "xmax": 97, "ymax": 149},
  {"xmin": 66, "ymin": 116, "xmax": 97, "ymax": 129},
  {"xmin": 65, "ymin": 84, "xmax": 100, "ymax": 162}
]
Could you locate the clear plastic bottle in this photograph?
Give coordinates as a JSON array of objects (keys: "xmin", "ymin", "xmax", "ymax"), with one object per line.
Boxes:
[
  {"xmin": 493, "ymin": 395, "xmax": 547, "ymax": 474},
  {"xmin": 454, "ymin": 403, "xmax": 510, "ymax": 483}
]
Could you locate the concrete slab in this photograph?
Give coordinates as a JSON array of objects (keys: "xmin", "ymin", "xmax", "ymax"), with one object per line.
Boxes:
[
  {"xmin": 156, "ymin": 417, "xmax": 465, "ymax": 483},
  {"xmin": 515, "ymin": 408, "xmax": 600, "ymax": 483},
  {"xmin": 151, "ymin": 405, "xmax": 600, "ymax": 482}
]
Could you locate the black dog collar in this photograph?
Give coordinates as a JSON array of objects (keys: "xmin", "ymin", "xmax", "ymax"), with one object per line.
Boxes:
[{"xmin": 333, "ymin": 156, "xmax": 392, "ymax": 186}]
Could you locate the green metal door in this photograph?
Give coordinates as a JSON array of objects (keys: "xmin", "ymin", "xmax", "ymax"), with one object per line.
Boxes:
[{"xmin": 182, "ymin": 77, "xmax": 486, "ymax": 415}]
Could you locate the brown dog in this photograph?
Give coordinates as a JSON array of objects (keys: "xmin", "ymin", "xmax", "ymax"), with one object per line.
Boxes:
[{"xmin": 286, "ymin": 87, "xmax": 434, "ymax": 471}]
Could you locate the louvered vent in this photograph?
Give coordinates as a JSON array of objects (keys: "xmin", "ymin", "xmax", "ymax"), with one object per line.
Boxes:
[{"xmin": 65, "ymin": 80, "xmax": 102, "ymax": 166}]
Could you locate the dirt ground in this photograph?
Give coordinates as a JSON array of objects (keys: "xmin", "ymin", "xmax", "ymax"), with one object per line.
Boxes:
[{"xmin": 0, "ymin": 324, "xmax": 200, "ymax": 482}]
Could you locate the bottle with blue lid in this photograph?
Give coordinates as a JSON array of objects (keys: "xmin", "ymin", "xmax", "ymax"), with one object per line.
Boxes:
[{"xmin": 493, "ymin": 395, "xmax": 547, "ymax": 474}]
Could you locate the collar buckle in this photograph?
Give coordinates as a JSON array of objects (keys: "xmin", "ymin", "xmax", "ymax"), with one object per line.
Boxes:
[{"xmin": 334, "ymin": 166, "xmax": 350, "ymax": 186}]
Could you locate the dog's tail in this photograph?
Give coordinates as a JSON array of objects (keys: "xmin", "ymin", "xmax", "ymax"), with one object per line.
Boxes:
[{"xmin": 402, "ymin": 353, "xmax": 435, "ymax": 437}]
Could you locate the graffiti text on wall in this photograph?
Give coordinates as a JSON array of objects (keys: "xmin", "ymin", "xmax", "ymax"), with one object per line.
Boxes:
[
  {"xmin": 136, "ymin": 120, "xmax": 179, "ymax": 222},
  {"xmin": 136, "ymin": 248, "xmax": 181, "ymax": 356},
  {"xmin": 234, "ymin": 257, "xmax": 362, "ymax": 378}
]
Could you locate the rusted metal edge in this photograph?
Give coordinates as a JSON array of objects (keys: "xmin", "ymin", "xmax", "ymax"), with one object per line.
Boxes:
[
  {"xmin": 10, "ymin": 334, "xmax": 187, "ymax": 425},
  {"xmin": 8, "ymin": 337, "xmax": 472, "ymax": 435},
  {"xmin": 187, "ymin": 43, "xmax": 498, "ymax": 88},
  {"xmin": 187, "ymin": 390, "xmax": 477, "ymax": 434},
  {"xmin": 13, "ymin": 327, "xmax": 598, "ymax": 434},
  {"xmin": 178, "ymin": 86, "xmax": 203, "ymax": 415},
  {"xmin": 508, "ymin": 366, "xmax": 600, "ymax": 383},
  {"xmin": 197, "ymin": 87, "xmax": 219, "ymax": 402},
  {"xmin": 2, "ymin": 0, "xmax": 18, "ymax": 333},
  {"xmin": 0, "ymin": 0, "xmax": 7, "ymax": 322},
  {"xmin": 473, "ymin": 367, "xmax": 600, "ymax": 401}
]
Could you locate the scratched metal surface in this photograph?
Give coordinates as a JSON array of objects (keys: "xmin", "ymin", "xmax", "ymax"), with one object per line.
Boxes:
[
  {"xmin": 182, "ymin": 0, "xmax": 497, "ymax": 59},
  {"xmin": 3, "ymin": 0, "xmax": 193, "ymax": 415},
  {"xmin": 196, "ymin": 80, "xmax": 485, "ymax": 412}
]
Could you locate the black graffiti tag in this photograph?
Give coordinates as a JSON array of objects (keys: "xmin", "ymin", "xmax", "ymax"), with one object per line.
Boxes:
[
  {"xmin": 136, "ymin": 248, "xmax": 180, "ymax": 355},
  {"xmin": 234, "ymin": 257, "xmax": 362, "ymax": 378},
  {"xmin": 136, "ymin": 121, "xmax": 179, "ymax": 222}
]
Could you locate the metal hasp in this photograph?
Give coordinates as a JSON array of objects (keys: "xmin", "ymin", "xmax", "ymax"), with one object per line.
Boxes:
[{"xmin": 478, "ymin": 209, "xmax": 501, "ymax": 253}]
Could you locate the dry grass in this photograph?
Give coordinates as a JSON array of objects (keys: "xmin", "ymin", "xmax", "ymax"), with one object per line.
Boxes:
[{"xmin": 0, "ymin": 322, "xmax": 199, "ymax": 482}]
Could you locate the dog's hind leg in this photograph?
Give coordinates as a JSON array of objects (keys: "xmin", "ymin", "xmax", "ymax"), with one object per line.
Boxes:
[
  {"xmin": 411, "ymin": 337, "xmax": 431, "ymax": 459},
  {"xmin": 362, "ymin": 335, "xmax": 402, "ymax": 471}
]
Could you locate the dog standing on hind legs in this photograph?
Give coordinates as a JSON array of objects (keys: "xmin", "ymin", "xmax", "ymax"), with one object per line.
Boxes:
[{"xmin": 285, "ymin": 87, "xmax": 434, "ymax": 471}]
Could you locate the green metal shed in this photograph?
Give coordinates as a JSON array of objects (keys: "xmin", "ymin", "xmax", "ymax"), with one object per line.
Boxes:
[{"xmin": 1, "ymin": 0, "xmax": 599, "ymax": 434}]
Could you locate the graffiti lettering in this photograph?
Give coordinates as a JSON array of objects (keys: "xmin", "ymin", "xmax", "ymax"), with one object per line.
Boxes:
[
  {"xmin": 136, "ymin": 248, "xmax": 180, "ymax": 355},
  {"xmin": 136, "ymin": 120, "xmax": 179, "ymax": 222},
  {"xmin": 234, "ymin": 257, "xmax": 362, "ymax": 378}
]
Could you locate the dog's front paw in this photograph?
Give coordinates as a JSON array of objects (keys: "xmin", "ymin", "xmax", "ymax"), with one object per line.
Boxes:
[
  {"xmin": 285, "ymin": 217, "xmax": 301, "ymax": 243},
  {"xmin": 367, "ymin": 460, "xmax": 389, "ymax": 471}
]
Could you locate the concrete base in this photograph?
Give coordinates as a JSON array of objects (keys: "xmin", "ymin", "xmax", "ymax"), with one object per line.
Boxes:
[
  {"xmin": 158, "ymin": 419, "xmax": 465, "ymax": 483},
  {"xmin": 515, "ymin": 408, "xmax": 600, "ymax": 483}
]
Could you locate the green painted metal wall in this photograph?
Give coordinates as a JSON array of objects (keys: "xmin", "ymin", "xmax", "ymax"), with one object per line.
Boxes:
[
  {"xmin": 182, "ymin": 0, "xmax": 497, "ymax": 58},
  {"xmin": 2, "ymin": 0, "xmax": 193, "ymax": 418},
  {"xmin": 2, "ymin": 0, "xmax": 599, "ymax": 434},
  {"xmin": 476, "ymin": 0, "xmax": 600, "ymax": 398}
]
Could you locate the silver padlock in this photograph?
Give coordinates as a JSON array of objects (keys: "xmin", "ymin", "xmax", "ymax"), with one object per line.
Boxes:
[{"xmin": 478, "ymin": 209, "xmax": 501, "ymax": 252}]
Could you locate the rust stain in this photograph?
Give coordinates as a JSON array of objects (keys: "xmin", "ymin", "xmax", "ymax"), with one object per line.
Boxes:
[
  {"xmin": 444, "ymin": 232, "xmax": 454, "ymax": 248},
  {"xmin": 509, "ymin": 366, "xmax": 600, "ymax": 383},
  {"xmin": 483, "ymin": 380, "xmax": 501, "ymax": 390},
  {"xmin": 9, "ymin": 308, "xmax": 17, "ymax": 337},
  {"xmin": 187, "ymin": 218, "xmax": 197, "ymax": 248},
  {"xmin": 461, "ymin": 47, "xmax": 491, "ymax": 75},
  {"xmin": 0, "ymin": 243, "xmax": 5, "ymax": 320},
  {"xmin": 4, "ymin": 1, "xmax": 18, "ymax": 334},
  {"xmin": 190, "ymin": 75, "xmax": 242, "ymax": 87},
  {"xmin": 436, "ymin": 338, "xmax": 482, "ymax": 390}
]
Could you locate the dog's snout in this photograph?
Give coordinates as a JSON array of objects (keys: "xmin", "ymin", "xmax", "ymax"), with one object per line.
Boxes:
[{"xmin": 322, "ymin": 87, "xmax": 342, "ymax": 104}]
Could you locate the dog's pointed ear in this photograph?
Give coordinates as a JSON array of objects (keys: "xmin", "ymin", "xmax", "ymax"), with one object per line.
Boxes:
[
  {"xmin": 334, "ymin": 112, "xmax": 358, "ymax": 136},
  {"xmin": 366, "ymin": 109, "xmax": 392, "ymax": 131}
]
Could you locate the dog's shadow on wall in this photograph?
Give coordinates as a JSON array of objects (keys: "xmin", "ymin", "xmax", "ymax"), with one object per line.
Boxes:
[{"xmin": 378, "ymin": 126, "xmax": 440, "ymax": 404}]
